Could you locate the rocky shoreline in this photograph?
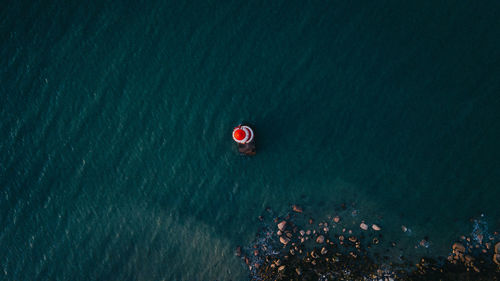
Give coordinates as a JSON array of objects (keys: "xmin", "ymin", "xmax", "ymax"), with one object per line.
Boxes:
[{"xmin": 237, "ymin": 205, "xmax": 500, "ymax": 280}]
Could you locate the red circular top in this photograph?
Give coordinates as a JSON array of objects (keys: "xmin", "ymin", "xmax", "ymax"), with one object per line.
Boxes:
[{"xmin": 233, "ymin": 129, "xmax": 246, "ymax": 140}]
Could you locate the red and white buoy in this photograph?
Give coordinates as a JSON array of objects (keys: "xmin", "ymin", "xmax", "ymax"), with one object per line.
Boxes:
[{"xmin": 232, "ymin": 125, "xmax": 254, "ymax": 144}]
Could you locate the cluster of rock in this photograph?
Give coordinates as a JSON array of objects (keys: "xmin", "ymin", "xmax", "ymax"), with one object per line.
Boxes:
[
  {"xmin": 237, "ymin": 205, "xmax": 500, "ymax": 280},
  {"xmin": 447, "ymin": 236, "xmax": 500, "ymax": 273}
]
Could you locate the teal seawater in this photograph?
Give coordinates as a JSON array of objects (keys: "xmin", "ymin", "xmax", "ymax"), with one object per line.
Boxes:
[{"xmin": 1, "ymin": 0, "xmax": 500, "ymax": 280}]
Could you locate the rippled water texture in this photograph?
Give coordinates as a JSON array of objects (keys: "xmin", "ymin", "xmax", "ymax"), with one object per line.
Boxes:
[{"xmin": 1, "ymin": 0, "xmax": 500, "ymax": 280}]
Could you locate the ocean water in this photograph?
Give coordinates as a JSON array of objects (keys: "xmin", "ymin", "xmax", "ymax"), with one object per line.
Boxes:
[{"xmin": 1, "ymin": 0, "xmax": 500, "ymax": 280}]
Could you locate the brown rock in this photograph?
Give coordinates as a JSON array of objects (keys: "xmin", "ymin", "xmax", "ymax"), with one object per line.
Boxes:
[
  {"xmin": 360, "ymin": 222, "xmax": 369, "ymax": 230},
  {"xmin": 333, "ymin": 216, "xmax": 340, "ymax": 223},
  {"xmin": 316, "ymin": 235, "xmax": 325, "ymax": 244},
  {"xmin": 278, "ymin": 265, "xmax": 286, "ymax": 272},
  {"xmin": 321, "ymin": 247, "xmax": 328, "ymax": 255},
  {"xmin": 372, "ymin": 224, "xmax": 381, "ymax": 231},
  {"xmin": 495, "ymin": 242, "xmax": 500, "ymax": 254},
  {"xmin": 280, "ymin": 236, "xmax": 290, "ymax": 245},
  {"xmin": 311, "ymin": 250, "xmax": 318, "ymax": 259},
  {"xmin": 277, "ymin": 221, "xmax": 287, "ymax": 231},
  {"xmin": 295, "ymin": 267, "xmax": 302, "ymax": 275},
  {"xmin": 493, "ymin": 254, "xmax": 500, "ymax": 266},
  {"xmin": 292, "ymin": 205, "xmax": 303, "ymax": 213},
  {"xmin": 452, "ymin": 242, "xmax": 466, "ymax": 254}
]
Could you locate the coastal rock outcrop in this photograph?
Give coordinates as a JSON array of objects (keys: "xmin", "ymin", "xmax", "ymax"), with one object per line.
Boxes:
[{"xmin": 240, "ymin": 207, "xmax": 500, "ymax": 280}]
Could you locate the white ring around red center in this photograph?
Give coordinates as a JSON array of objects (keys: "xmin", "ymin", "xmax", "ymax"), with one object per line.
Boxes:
[{"xmin": 232, "ymin": 126, "xmax": 254, "ymax": 143}]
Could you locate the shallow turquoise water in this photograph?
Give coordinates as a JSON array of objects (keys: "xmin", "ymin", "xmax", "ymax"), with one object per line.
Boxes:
[{"xmin": 1, "ymin": 0, "xmax": 500, "ymax": 280}]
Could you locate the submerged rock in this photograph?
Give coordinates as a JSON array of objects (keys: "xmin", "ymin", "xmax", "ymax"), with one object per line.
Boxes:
[
  {"xmin": 292, "ymin": 205, "xmax": 303, "ymax": 213},
  {"xmin": 333, "ymin": 216, "xmax": 340, "ymax": 223},
  {"xmin": 372, "ymin": 224, "xmax": 381, "ymax": 231}
]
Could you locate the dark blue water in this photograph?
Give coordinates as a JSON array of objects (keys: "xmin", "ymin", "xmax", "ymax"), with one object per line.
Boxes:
[{"xmin": 1, "ymin": 0, "xmax": 500, "ymax": 280}]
